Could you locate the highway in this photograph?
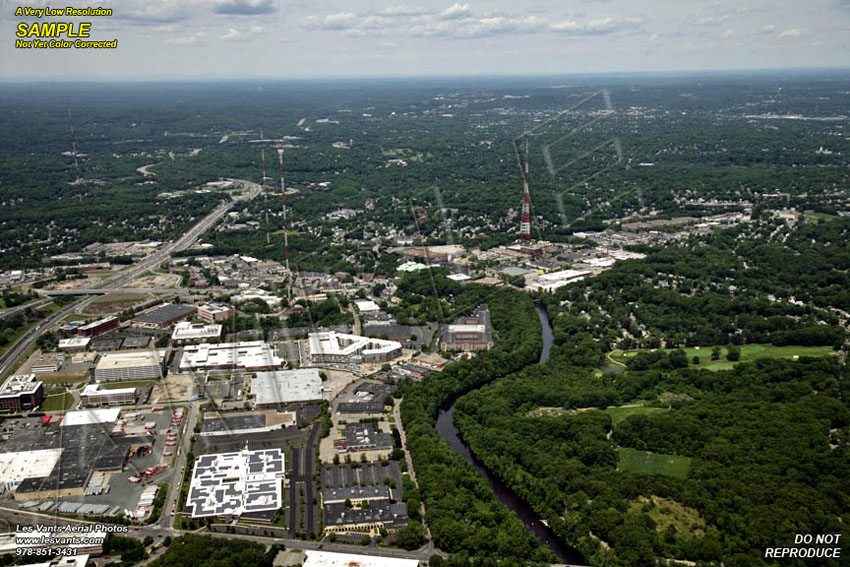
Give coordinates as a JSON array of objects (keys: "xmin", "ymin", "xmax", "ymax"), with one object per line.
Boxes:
[
  {"xmin": 0, "ymin": 180, "xmax": 260, "ymax": 379},
  {"xmin": 0, "ymin": 297, "xmax": 54, "ymax": 320}
]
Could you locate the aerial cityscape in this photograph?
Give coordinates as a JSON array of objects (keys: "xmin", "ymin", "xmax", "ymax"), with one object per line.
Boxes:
[{"xmin": 0, "ymin": 1, "xmax": 849, "ymax": 567}]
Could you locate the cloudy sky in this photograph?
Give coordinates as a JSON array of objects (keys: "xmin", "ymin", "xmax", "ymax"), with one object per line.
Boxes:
[{"xmin": 1, "ymin": 0, "xmax": 849, "ymax": 80}]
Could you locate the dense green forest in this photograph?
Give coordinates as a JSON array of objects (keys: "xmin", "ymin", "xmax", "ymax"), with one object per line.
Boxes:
[
  {"xmin": 398, "ymin": 283, "xmax": 554, "ymax": 566},
  {"xmin": 542, "ymin": 217, "xmax": 850, "ymax": 354},
  {"xmin": 2, "ymin": 73, "xmax": 848, "ymax": 269},
  {"xmin": 455, "ymin": 353, "xmax": 850, "ymax": 566},
  {"xmin": 147, "ymin": 535, "xmax": 275, "ymax": 567}
]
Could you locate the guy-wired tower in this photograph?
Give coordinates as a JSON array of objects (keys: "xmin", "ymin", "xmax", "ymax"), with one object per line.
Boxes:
[{"xmin": 519, "ymin": 137, "xmax": 532, "ymax": 242}]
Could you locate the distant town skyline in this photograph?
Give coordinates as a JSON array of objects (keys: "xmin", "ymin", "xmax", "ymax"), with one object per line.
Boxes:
[{"xmin": 1, "ymin": 0, "xmax": 849, "ymax": 80}]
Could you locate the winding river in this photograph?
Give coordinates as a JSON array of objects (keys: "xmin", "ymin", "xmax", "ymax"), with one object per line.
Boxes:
[{"xmin": 435, "ymin": 305, "xmax": 585, "ymax": 565}]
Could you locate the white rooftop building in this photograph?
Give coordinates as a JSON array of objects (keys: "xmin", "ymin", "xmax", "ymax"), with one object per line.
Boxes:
[
  {"xmin": 94, "ymin": 349, "xmax": 166, "ymax": 382},
  {"xmin": 0, "ymin": 449, "xmax": 63, "ymax": 493},
  {"xmin": 80, "ymin": 384, "xmax": 136, "ymax": 406},
  {"xmin": 302, "ymin": 551, "xmax": 419, "ymax": 567},
  {"xmin": 354, "ymin": 300, "xmax": 380, "ymax": 313},
  {"xmin": 179, "ymin": 341, "xmax": 283, "ymax": 372},
  {"xmin": 57, "ymin": 337, "xmax": 91, "ymax": 351},
  {"xmin": 528, "ymin": 269, "xmax": 592, "ymax": 293},
  {"xmin": 185, "ymin": 448, "xmax": 285, "ymax": 518},
  {"xmin": 252, "ymin": 369, "xmax": 323, "ymax": 407},
  {"xmin": 308, "ymin": 332, "xmax": 402, "ymax": 365},
  {"xmin": 171, "ymin": 321, "xmax": 223, "ymax": 344},
  {"xmin": 60, "ymin": 407, "xmax": 121, "ymax": 428}
]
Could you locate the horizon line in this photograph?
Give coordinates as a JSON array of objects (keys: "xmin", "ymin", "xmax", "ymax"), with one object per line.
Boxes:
[{"xmin": 2, "ymin": 65, "xmax": 850, "ymax": 84}]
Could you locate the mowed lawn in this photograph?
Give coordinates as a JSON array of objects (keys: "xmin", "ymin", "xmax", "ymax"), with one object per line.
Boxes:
[
  {"xmin": 612, "ymin": 344, "xmax": 836, "ymax": 371},
  {"xmin": 617, "ymin": 447, "xmax": 692, "ymax": 479},
  {"xmin": 598, "ymin": 405, "xmax": 665, "ymax": 426},
  {"xmin": 41, "ymin": 392, "xmax": 75, "ymax": 411}
]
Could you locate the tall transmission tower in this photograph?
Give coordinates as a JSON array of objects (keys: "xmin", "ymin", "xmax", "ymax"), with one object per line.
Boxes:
[
  {"xmin": 259, "ymin": 130, "xmax": 271, "ymax": 246},
  {"xmin": 278, "ymin": 147, "xmax": 291, "ymax": 299},
  {"xmin": 518, "ymin": 137, "xmax": 532, "ymax": 242},
  {"xmin": 67, "ymin": 102, "xmax": 83, "ymax": 201}
]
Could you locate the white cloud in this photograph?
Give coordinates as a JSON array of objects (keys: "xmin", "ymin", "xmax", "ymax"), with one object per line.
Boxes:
[
  {"xmin": 302, "ymin": 12, "xmax": 359, "ymax": 30},
  {"xmin": 374, "ymin": 4, "xmax": 429, "ymax": 17},
  {"xmin": 778, "ymin": 28, "xmax": 807, "ymax": 37},
  {"xmin": 361, "ymin": 15, "xmax": 394, "ymax": 29},
  {"xmin": 439, "ymin": 3, "xmax": 471, "ymax": 20},
  {"xmin": 250, "ymin": 25, "xmax": 263, "ymax": 33},
  {"xmin": 221, "ymin": 27, "xmax": 242, "ymax": 40},
  {"xmin": 213, "ymin": 0, "xmax": 276, "ymax": 15},
  {"xmin": 551, "ymin": 16, "xmax": 644, "ymax": 35},
  {"xmin": 693, "ymin": 15, "xmax": 732, "ymax": 26}
]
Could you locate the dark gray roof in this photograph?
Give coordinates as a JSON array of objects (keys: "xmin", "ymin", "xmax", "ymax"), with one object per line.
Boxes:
[{"xmin": 132, "ymin": 303, "xmax": 196, "ymax": 325}]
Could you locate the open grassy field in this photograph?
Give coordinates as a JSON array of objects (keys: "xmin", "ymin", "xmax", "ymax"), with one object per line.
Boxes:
[
  {"xmin": 630, "ymin": 495, "xmax": 705, "ymax": 537},
  {"xmin": 617, "ymin": 447, "xmax": 692, "ymax": 479},
  {"xmin": 37, "ymin": 372, "xmax": 89, "ymax": 384},
  {"xmin": 82, "ymin": 292, "xmax": 149, "ymax": 315},
  {"xmin": 611, "ymin": 343, "xmax": 836, "ymax": 371},
  {"xmin": 41, "ymin": 392, "xmax": 75, "ymax": 411},
  {"xmin": 527, "ymin": 404, "xmax": 666, "ymax": 425},
  {"xmin": 598, "ymin": 405, "xmax": 665, "ymax": 426}
]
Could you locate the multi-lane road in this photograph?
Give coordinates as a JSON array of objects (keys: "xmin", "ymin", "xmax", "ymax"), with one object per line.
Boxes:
[{"xmin": 0, "ymin": 180, "xmax": 260, "ymax": 379}]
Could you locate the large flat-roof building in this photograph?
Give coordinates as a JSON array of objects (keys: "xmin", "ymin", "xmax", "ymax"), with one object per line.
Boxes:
[
  {"xmin": 3, "ymin": 409, "xmax": 153, "ymax": 501},
  {"xmin": 185, "ymin": 448, "xmax": 285, "ymax": 519},
  {"xmin": 302, "ymin": 551, "xmax": 418, "ymax": 567},
  {"xmin": 440, "ymin": 304, "xmax": 493, "ymax": 352},
  {"xmin": 171, "ymin": 321, "xmax": 222, "ymax": 345},
  {"xmin": 199, "ymin": 410, "xmax": 296, "ymax": 437},
  {"xmin": 179, "ymin": 341, "xmax": 284, "ymax": 372},
  {"xmin": 94, "ymin": 350, "xmax": 166, "ymax": 382},
  {"xmin": 337, "ymin": 382, "xmax": 395, "ymax": 414},
  {"xmin": 79, "ymin": 384, "xmax": 136, "ymax": 407},
  {"xmin": 323, "ymin": 501, "xmax": 409, "ymax": 534},
  {"xmin": 251, "ymin": 369, "xmax": 323, "ymax": 408},
  {"xmin": 308, "ymin": 332, "xmax": 401, "ymax": 365},
  {"xmin": 0, "ymin": 374, "xmax": 44, "ymax": 413},
  {"xmin": 197, "ymin": 302, "xmax": 236, "ymax": 323},
  {"xmin": 527, "ymin": 269, "xmax": 592, "ymax": 293},
  {"xmin": 0, "ymin": 449, "xmax": 63, "ymax": 493},
  {"xmin": 77, "ymin": 316, "xmax": 118, "ymax": 338},
  {"xmin": 334, "ymin": 423, "xmax": 393, "ymax": 454},
  {"xmin": 130, "ymin": 303, "xmax": 196, "ymax": 329},
  {"xmin": 58, "ymin": 337, "xmax": 91, "ymax": 352}
]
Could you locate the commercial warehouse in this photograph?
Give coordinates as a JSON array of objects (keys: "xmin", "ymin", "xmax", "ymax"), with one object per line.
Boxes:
[
  {"xmin": 130, "ymin": 303, "xmax": 196, "ymax": 329},
  {"xmin": 79, "ymin": 383, "xmax": 136, "ymax": 406},
  {"xmin": 94, "ymin": 350, "xmax": 167, "ymax": 382},
  {"xmin": 185, "ymin": 448, "xmax": 285, "ymax": 519},
  {"xmin": 179, "ymin": 341, "xmax": 283, "ymax": 372},
  {"xmin": 301, "ymin": 551, "xmax": 418, "ymax": 567},
  {"xmin": 251, "ymin": 369, "xmax": 323, "ymax": 408},
  {"xmin": 308, "ymin": 332, "xmax": 401, "ymax": 364},
  {"xmin": 440, "ymin": 304, "xmax": 493, "ymax": 352},
  {"xmin": 171, "ymin": 321, "xmax": 223, "ymax": 345}
]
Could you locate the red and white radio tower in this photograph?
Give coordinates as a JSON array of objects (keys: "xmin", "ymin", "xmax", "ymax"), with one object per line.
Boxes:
[{"xmin": 518, "ymin": 137, "xmax": 532, "ymax": 242}]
